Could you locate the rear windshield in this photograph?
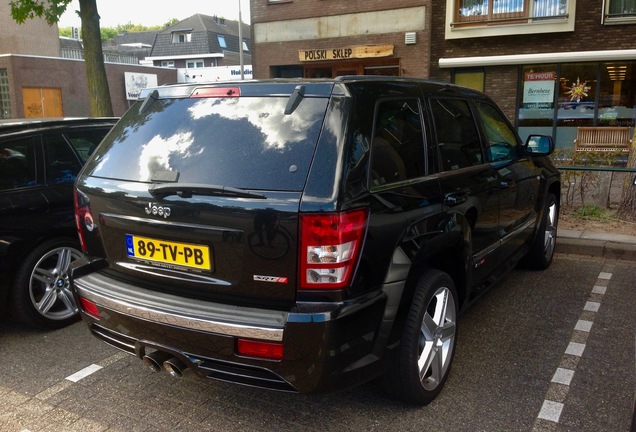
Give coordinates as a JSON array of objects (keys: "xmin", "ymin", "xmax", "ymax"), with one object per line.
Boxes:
[{"xmin": 84, "ymin": 96, "xmax": 329, "ymax": 191}]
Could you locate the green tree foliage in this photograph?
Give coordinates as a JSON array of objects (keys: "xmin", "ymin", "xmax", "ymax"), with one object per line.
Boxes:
[
  {"xmin": 10, "ymin": 0, "xmax": 113, "ymax": 117},
  {"xmin": 61, "ymin": 22, "xmax": 173, "ymax": 42}
]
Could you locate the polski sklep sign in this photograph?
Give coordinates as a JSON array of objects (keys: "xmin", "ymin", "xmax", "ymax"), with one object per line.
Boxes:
[{"xmin": 125, "ymin": 72, "xmax": 158, "ymax": 101}]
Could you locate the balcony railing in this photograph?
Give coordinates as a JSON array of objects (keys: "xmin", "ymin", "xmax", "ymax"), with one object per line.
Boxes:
[{"xmin": 454, "ymin": 0, "xmax": 568, "ymax": 27}]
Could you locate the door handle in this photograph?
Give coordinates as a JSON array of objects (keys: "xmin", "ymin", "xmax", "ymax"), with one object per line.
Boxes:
[{"xmin": 444, "ymin": 192, "xmax": 468, "ymax": 206}]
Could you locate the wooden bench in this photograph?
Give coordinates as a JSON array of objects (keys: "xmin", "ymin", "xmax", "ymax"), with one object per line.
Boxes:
[{"xmin": 574, "ymin": 126, "xmax": 632, "ymax": 153}]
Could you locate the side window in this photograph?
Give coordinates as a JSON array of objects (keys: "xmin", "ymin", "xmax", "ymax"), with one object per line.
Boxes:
[
  {"xmin": 430, "ymin": 99, "xmax": 483, "ymax": 171},
  {"xmin": 44, "ymin": 134, "xmax": 82, "ymax": 185},
  {"xmin": 475, "ymin": 101, "xmax": 519, "ymax": 162},
  {"xmin": 370, "ymin": 98, "xmax": 426, "ymax": 187},
  {"xmin": 64, "ymin": 127, "xmax": 111, "ymax": 163},
  {"xmin": 0, "ymin": 138, "xmax": 37, "ymax": 190}
]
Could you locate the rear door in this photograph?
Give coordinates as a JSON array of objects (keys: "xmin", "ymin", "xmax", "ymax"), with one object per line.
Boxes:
[
  {"xmin": 429, "ymin": 97, "xmax": 502, "ymax": 283},
  {"xmin": 78, "ymin": 84, "xmax": 332, "ymax": 309}
]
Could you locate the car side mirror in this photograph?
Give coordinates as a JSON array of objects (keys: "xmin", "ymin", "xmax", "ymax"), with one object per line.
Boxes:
[{"xmin": 524, "ymin": 134, "xmax": 554, "ymax": 156}]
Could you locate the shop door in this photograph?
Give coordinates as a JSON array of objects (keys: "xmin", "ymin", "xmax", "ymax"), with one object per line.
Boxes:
[{"xmin": 22, "ymin": 87, "xmax": 63, "ymax": 118}]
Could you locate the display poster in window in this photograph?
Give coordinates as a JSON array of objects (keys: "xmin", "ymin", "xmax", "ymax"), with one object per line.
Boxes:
[{"xmin": 523, "ymin": 71, "xmax": 556, "ymax": 109}]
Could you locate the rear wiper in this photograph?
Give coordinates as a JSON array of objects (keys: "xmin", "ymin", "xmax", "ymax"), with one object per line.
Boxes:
[{"xmin": 149, "ymin": 183, "xmax": 266, "ymax": 199}]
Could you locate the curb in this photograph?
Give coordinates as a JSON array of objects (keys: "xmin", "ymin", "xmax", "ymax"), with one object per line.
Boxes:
[{"xmin": 557, "ymin": 229, "xmax": 636, "ymax": 261}]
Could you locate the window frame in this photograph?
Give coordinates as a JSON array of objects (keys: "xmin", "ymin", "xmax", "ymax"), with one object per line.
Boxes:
[
  {"xmin": 171, "ymin": 32, "xmax": 192, "ymax": 44},
  {"xmin": 217, "ymin": 35, "xmax": 227, "ymax": 49},
  {"xmin": 446, "ymin": 0, "xmax": 575, "ymax": 40},
  {"xmin": 603, "ymin": 0, "xmax": 636, "ymax": 24},
  {"xmin": 186, "ymin": 59, "xmax": 205, "ymax": 69},
  {"xmin": 369, "ymin": 97, "xmax": 428, "ymax": 189}
]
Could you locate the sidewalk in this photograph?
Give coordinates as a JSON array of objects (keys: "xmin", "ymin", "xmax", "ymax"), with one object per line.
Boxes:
[{"xmin": 557, "ymin": 229, "xmax": 636, "ymax": 261}]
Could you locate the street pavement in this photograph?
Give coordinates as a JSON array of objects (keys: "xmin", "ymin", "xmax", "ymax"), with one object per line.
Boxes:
[{"xmin": 1, "ymin": 229, "xmax": 635, "ymax": 431}]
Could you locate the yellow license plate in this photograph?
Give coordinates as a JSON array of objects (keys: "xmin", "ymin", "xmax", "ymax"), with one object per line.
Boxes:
[{"xmin": 125, "ymin": 234, "xmax": 212, "ymax": 271}]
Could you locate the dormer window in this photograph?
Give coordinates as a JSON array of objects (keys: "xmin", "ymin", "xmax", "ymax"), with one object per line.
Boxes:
[
  {"xmin": 217, "ymin": 35, "xmax": 227, "ymax": 49},
  {"xmin": 172, "ymin": 31, "xmax": 192, "ymax": 44}
]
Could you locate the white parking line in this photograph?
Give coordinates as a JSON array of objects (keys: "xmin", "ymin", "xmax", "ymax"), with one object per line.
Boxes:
[
  {"xmin": 538, "ymin": 400, "xmax": 564, "ymax": 422},
  {"xmin": 565, "ymin": 341, "xmax": 586, "ymax": 357},
  {"xmin": 65, "ymin": 364, "xmax": 103, "ymax": 383},
  {"xmin": 534, "ymin": 270, "xmax": 612, "ymax": 429},
  {"xmin": 574, "ymin": 319, "xmax": 593, "ymax": 332}
]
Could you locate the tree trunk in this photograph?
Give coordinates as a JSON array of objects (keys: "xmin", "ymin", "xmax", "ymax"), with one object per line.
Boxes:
[
  {"xmin": 616, "ymin": 129, "xmax": 636, "ymax": 221},
  {"xmin": 79, "ymin": 0, "xmax": 113, "ymax": 117}
]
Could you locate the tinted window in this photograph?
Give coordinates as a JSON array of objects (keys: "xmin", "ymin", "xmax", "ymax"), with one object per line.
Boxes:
[
  {"xmin": 474, "ymin": 101, "xmax": 518, "ymax": 162},
  {"xmin": 44, "ymin": 134, "xmax": 82, "ymax": 185},
  {"xmin": 86, "ymin": 97, "xmax": 329, "ymax": 191},
  {"xmin": 370, "ymin": 98, "xmax": 426, "ymax": 187},
  {"xmin": 0, "ymin": 137, "xmax": 37, "ymax": 190},
  {"xmin": 430, "ymin": 99, "xmax": 483, "ymax": 171},
  {"xmin": 64, "ymin": 127, "xmax": 111, "ymax": 163}
]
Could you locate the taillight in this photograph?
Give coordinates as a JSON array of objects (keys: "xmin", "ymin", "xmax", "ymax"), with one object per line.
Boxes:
[
  {"xmin": 74, "ymin": 189, "xmax": 94, "ymax": 252},
  {"xmin": 299, "ymin": 209, "xmax": 368, "ymax": 290},
  {"xmin": 190, "ymin": 87, "xmax": 240, "ymax": 98}
]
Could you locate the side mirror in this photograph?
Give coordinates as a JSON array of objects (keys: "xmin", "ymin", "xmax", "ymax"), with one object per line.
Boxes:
[{"xmin": 524, "ymin": 134, "xmax": 554, "ymax": 156}]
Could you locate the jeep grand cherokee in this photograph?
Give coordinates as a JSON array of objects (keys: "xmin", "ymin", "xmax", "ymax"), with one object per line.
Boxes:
[{"xmin": 70, "ymin": 77, "xmax": 560, "ymax": 405}]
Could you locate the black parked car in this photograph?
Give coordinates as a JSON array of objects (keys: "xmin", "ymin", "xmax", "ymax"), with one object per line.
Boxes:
[
  {"xmin": 71, "ymin": 78, "xmax": 560, "ymax": 405},
  {"xmin": 0, "ymin": 118, "xmax": 117, "ymax": 329}
]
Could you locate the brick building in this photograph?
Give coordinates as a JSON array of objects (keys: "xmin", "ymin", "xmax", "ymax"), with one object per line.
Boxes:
[
  {"xmin": 250, "ymin": 0, "xmax": 635, "ymax": 151},
  {"xmin": 0, "ymin": 2, "xmax": 176, "ymax": 119},
  {"xmin": 429, "ymin": 0, "xmax": 636, "ymax": 149},
  {"xmin": 250, "ymin": 0, "xmax": 431, "ymax": 79}
]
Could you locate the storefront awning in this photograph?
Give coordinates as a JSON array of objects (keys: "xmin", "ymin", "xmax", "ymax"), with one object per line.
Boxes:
[{"xmin": 439, "ymin": 49, "xmax": 636, "ymax": 68}]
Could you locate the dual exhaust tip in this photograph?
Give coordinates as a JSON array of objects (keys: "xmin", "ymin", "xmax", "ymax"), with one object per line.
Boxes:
[{"xmin": 143, "ymin": 350, "xmax": 188, "ymax": 378}]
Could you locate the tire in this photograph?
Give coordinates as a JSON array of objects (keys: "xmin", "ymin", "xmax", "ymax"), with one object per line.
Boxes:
[
  {"xmin": 10, "ymin": 238, "xmax": 82, "ymax": 329},
  {"xmin": 524, "ymin": 192, "xmax": 559, "ymax": 270},
  {"xmin": 383, "ymin": 269, "xmax": 458, "ymax": 405}
]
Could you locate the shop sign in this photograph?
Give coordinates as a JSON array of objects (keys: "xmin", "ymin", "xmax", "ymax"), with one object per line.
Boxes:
[
  {"xmin": 299, "ymin": 45, "xmax": 394, "ymax": 62},
  {"xmin": 125, "ymin": 72, "xmax": 158, "ymax": 100},
  {"xmin": 523, "ymin": 71, "xmax": 556, "ymax": 105}
]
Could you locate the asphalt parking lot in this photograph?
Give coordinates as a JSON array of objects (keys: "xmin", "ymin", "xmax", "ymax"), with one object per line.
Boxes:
[{"xmin": 1, "ymin": 252, "xmax": 635, "ymax": 432}]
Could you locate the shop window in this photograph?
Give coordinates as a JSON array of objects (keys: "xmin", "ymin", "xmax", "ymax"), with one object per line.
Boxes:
[
  {"xmin": 370, "ymin": 99, "xmax": 426, "ymax": 186},
  {"xmin": 364, "ymin": 64, "xmax": 400, "ymax": 76},
  {"xmin": 430, "ymin": 99, "xmax": 483, "ymax": 170},
  {"xmin": 599, "ymin": 62, "xmax": 635, "ymax": 127},
  {"xmin": 604, "ymin": 0, "xmax": 636, "ymax": 23},
  {"xmin": 274, "ymin": 66, "xmax": 303, "ymax": 78},
  {"xmin": 518, "ymin": 65, "xmax": 557, "ymax": 142},
  {"xmin": 518, "ymin": 62, "xmax": 635, "ymax": 150},
  {"xmin": 453, "ymin": 69, "xmax": 485, "ymax": 91}
]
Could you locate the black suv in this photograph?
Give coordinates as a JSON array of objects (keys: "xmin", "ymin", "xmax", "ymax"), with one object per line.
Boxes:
[
  {"xmin": 0, "ymin": 118, "xmax": 116, "ymax": 329},
  {"xmin": 71, "ymin": 78, "xmax": 560, "ymax": 405}
]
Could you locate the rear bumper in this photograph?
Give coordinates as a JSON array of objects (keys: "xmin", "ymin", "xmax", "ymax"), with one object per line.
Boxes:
[{"xmin": 72, "ymin": 272, "xmax": 389, "ymax": 394}]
